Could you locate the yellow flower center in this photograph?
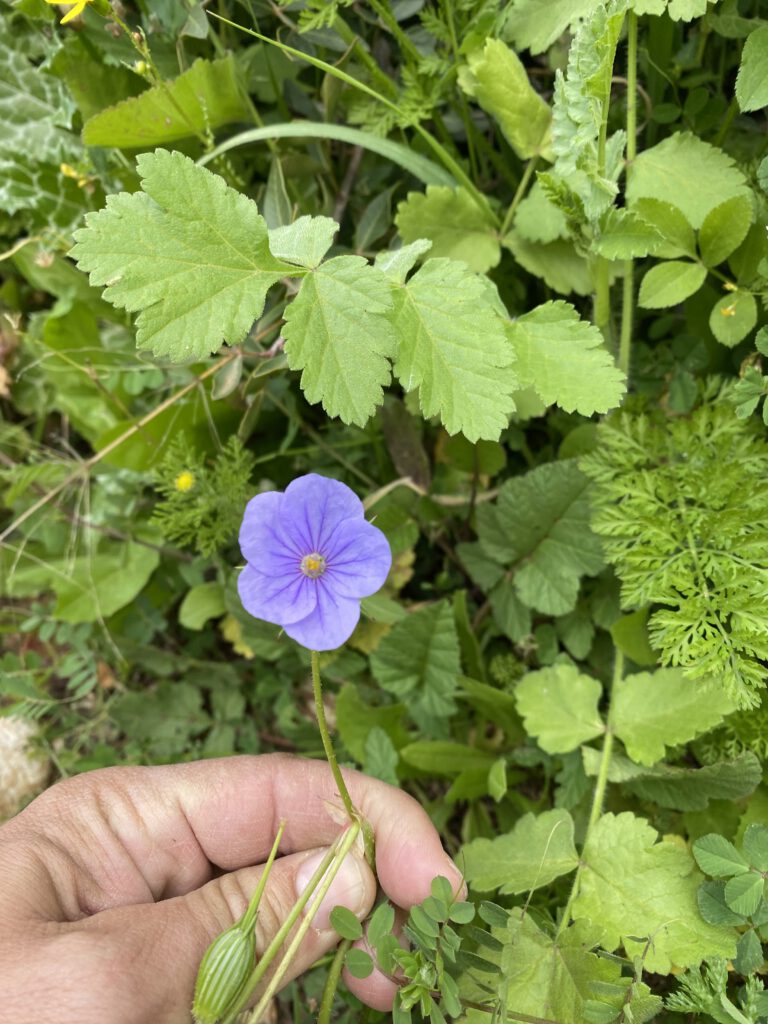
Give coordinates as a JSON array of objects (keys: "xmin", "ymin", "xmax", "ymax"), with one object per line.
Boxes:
[
  {"xmin": 174, "ymin": 470, "xmax": 196, "ymax": 492},
  {"xmin": 300, "ymin": 553, "xmax": 326, "ymax": 578}
]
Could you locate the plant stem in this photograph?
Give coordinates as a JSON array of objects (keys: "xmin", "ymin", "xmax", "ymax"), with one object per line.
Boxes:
[
  {"xmin": 555, "ymin": 650, "xmax": 623, "ymax": 941},
  {"xmin": 242, "ymin": 821, "xmax": 286, "ymax": 931},
  {"xmin": 500, "ymin": 156, "xmax": 538, "ymax": 237},
  {"xmin": 317, "ymin": 939, "xmax": 351, "ymax": 1024},
  {"xmin": 311, "ymin": 650, "xmax": 357, "ymax": 824},
  {"xmin": 618, "ymin": 11, "xmax": 638, "ymax": 379}
]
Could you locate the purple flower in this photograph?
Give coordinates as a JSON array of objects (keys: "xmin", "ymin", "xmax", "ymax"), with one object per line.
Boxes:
[{"xmin": 237, "ymin": 474, "xmax": 392, "ymax": 651}]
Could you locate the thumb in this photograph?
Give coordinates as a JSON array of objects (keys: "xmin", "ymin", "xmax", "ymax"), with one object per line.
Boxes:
[{"xmin": 75, "ymin": 845, "xmax": 376, "ymax": 1024}]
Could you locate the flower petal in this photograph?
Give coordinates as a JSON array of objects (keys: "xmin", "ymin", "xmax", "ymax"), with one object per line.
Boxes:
[
  {"xmin": 282, "ymin": 582, "xmax": 361, "ymax": 651},
  {"xmin": 282, "ymin": 474, "xmax": 364, "ymax": 552},
  {"xmin": 325, "ymin": 518, "xmax": 392, "ymax": 598},
  {"xmin": 239, "ymin": 490, "xmax": 305, "ymax": 568},
  {"xmin": 237, "ymin": 564, "xmax": 317, "ymax": 627}
]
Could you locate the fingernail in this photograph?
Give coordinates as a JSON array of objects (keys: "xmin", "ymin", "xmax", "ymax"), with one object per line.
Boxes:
[
  {"xmin": 442, "ymin": 858, "xmax": 468, "ymax": 901},
  {"xmin": 295, "ymin": 849, "xmax": 368, "ymax": 932}
]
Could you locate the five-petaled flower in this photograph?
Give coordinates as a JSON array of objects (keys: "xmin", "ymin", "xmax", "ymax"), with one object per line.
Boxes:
[
  {"xmin": 237, "ymin": 474, "xmax": 391, "ymax": 651},
  {"xmin": 44, "ymin": 0, "xmax": 92, "ymax": 23}
]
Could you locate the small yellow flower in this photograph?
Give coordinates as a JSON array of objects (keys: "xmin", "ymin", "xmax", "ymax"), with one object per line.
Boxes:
[
  {"xmin": 174, "ymin": 470, "xmax": 196, "ymax": 492},
  {"xmin": 720, "ymin": 304, "xmax": 737, "ymax": 318},
  {"xmin": 44, "ymin": 0, "xmax": 92, "ymax": 24},
  {"xmin": 60, "ymin": 163, "xmax": 91, "ymax": 188}
]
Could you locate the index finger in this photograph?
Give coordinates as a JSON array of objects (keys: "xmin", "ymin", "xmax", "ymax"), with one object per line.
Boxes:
[{"xmin": 1, "ymin": 754, "xmax": 461, "ymax": 919}]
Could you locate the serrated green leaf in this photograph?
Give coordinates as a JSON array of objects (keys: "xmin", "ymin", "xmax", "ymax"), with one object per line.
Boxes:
[
  {"xmin": 389, "ymin": 259, "xmax": 516, "ymax": 442},
  {"xmin": 724, "ymin": 872, "xmax": 764, "ymax": 917},
  {"xmin": 283, "ymin": 255, "xmax": 396, "ymax": 426},
  {"xmin": 513, "ymin": 181, "xmax": 569, "ymax": 244},
  {"xmin": 374, "ymin": 239, "xmax": 433, "ymax": 283},
  {"xmin": 363, "ymin": 726, "xmax": 399, "ymax": 787},
  {"xmin": 503, "ymin": 232, "xmax": 592, "ymax": 296},
  {"xmin": 736, "ymin": 26, "xmax": 768, "ymax": 112},
  {"xmin": 699, "ymin": 196, "xmax": 754, "ymax": 268},
  {"xmin": 462, "ymin": 808, "xmax": 579, "ymax": 893},
  {"xmin": 458, "ymin": 39, "xmax": 551, "ymax": 159},
  {"xmin": 395, "ymin": 186, "xmax": 500, "ymax": 274},
  {"xmin": 516, "ymin": 665, "xmax": 604, "ymax": 753},
  {"xmin": 709, "ymin": 291, "xmax": 757, "ymax": 348},
  {"xmin": 507, "ymin": 300, "xmax": 626, "ymax": 416},
  {"xmin": 502, "ymin": 0, "xmax": 597, "ymax": 55},
  {"xmin": 593, "ymin": 208, "xmax": 663, "ymax": 259},
  {"xmin": 474, "ymin": 460, "xmax": 604, "ymax": 616},
  {"xmin": 268, "ymin": 215, "xmax": 338, "ymax": 269},
  {"xmin": 629, "ymin": 198, "xmax": 696, "ymax": 260},
  {"xmin": 574, "ymin": 812, "xmax": 737, "ymax": 973},
  {"xmin": 693, "ymin": 834, "xmax": 750, "ymax": 878},
  {"xmin": 627, "ymin": 132, "xmax": 750, "ymax": 229},
  {"xmin": 612, "ymin": 669, "xmax": 735, "ymax": 766},
  {"xmin": 638, "ymin": 260, "xmax": 707, "ymax": 308},
  {"xmin": 370, "ymin": 601, "xmax": 460, "ymax": 724},
  {"xmin": 83, "ymin": 57, "xmax": 248, "ymax": 147},
  {"xmin": 71, "ymin": 150, "xmax": 292, "ymax": 362}
]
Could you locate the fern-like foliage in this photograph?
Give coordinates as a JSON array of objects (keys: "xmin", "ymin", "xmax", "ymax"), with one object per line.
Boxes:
[{"xmin": 582, "ymin": 387, "xmax": 768, "ymax": 708}]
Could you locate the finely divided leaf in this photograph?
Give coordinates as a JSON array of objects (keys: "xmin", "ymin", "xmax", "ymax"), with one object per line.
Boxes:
[
  {"xmin": 612, "ymin": 670, "xmax": 735, "ymax": 766},
  {"xmin": 462, "ymin": 809, "xmax": 579, "ymax": 894},
  {"xmin": 281, "ymin": 255, "xmax": 396, "ymax": 426},
  {"xmin": 507, "ymin": 300, "xmax": 626, "ymax": 415},
  {"xmin": 389, "ymin": 258, "xmax": 516, "ymax": 442},
  {"xmin": 516, "ymin": 665, "xmax": 604, "ymax": 753},
  {"xmin": 574, "ymin": 812, "xmax": 737, "ymax": 973},
  {"xmin": 71, "ymin": 149, "xmax": 292, "ymax": 362}
]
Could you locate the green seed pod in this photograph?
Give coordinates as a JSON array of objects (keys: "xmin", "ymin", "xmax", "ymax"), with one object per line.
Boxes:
[{"xmin": 192, "ymin": 921, "xmax": 255, "ymax": 1024}]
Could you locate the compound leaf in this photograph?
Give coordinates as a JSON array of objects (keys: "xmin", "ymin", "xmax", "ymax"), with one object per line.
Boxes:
[{"xmin": 71, "ymin": 149, "xmax": 292, "ymax": 362}]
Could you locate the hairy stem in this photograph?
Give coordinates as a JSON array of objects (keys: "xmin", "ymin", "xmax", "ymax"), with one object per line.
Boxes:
[
  {"xmin": 311, "ymin": 650, "xmax": 357, "ymax": 824},
  {"xmin": 500, "ymin": 156, "xmax": 538, "ymax": 237},
  {"xmin": 317, "ymin": 939, "xmax": 351, "ymax": 1024},
  {"xmin": 555, "ymin": 650, "xmax": 623, "ymax": 940},
  {"xmin": 618, "ymin": 12, "xmax": 638, "ymax": 379}
]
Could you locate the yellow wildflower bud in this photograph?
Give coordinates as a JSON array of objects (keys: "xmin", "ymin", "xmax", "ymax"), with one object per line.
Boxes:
[
  {"xmin": 193, "ymin": 922, "xmax": 255, "ymax": 1024},
  {"xmin": 174, "ymin": 470, "xmax": 196, "ymax": 492}
]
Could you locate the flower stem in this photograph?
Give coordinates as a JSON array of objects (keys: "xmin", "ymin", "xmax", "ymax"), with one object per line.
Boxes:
[
  {"xmin": 317, "ymin": 939, "xmax": 351, "ymax": 1024},
  {"xmin": 500, "ymin": 156, "xmax": 539, "ymax": 237},
  {"xmin": 311, "ymin": 649, "xmax": 357, "ymax": 824},
  {"xmin": 618, "ymin": 11, "xmax": 638, "ymax": 379}
]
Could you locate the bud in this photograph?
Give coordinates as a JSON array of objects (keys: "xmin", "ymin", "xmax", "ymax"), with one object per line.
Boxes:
[
  {"xmin": 192, "ymin": 921, "xmax": 255, "ymax": 1024},
  {"xmin": 134, "ymin": 60, "xmax": 148, "ymax": 76}
]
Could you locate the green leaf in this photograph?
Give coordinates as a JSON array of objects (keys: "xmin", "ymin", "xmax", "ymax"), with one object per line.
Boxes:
[
  {"xmin": 458, "ymin": 39, "xmax": 551, "ymax": 159},
  {"xmin": 513, "ymin": 182, "xmax": 569, "ymax": 244},
  {"xmin": 507, "ymin": 300, "xmax": 626, "ymax": 416},
  {"xmin": 474, "ymin": 460, "xmax": 605, "ymax": 616},
  {"xmin": 699, "ymin": 196, "xmax": 754, "ymax": 268},
  {"xmin": 388, "ymin": 258, "xmax": 516, "ymax": 442},
  {"xmin": 574, "ymin": 812, "xmax": 737, "ymax": 973},
  {"xmin": 71, "ymin": 150, "xmax": 292, "ymax": 362},
  {"xmin": 487, "ymin": 757, "xmax": 508, "ymax": 802},
  {"xmin": 368, "ymin": 903, "xmax": 396, "ymax": 948},
  {"xmin": 638, "ymin": 261, "xmax": 707, "ymax": 309},
  {"xmin": 734, "ymin": 928, "xmax": 763, "ymax": 975},
  {"xmin": 399, "ymin": 741, "xmax": 496, "ymax": 775},
  {"xmin": 502, "ymin": 233, "xmax": 592, "ymax": 296},
  {"xmin": 179, "ymin": 582, "xmax": 226, "ymax": 631},
  {"xmin": 268, "ymin": 215, "xmax": 338, "ymax": 269},
  {"xmin": 626, "ymin": 132, "xmax": 750, "ymax": 229},
  {"xmin": 693, "ymin": 834, "xmax": 750, "ymax": 878},
  {"xmin": 593, "ymin": 208, "xmax": 663, "ymax": 260},
  {"xmin": 370, "ymin": 601, "xmax": 460, "ymax": 723},
  {"xmin": 363, "ymin": 726, "xmax": 400, "ymax": 787},
  {"xmin": 709, "ymin": 291, "xmax": 758, "ymax": 348},
  {"xmin": 329, "ymin": 906, "xmax": 363, "ymax": 940},
  {"xmin": 334, "ymin": 684, "xmax": 409, "ymax": 763},
  {"xmin": 612, "ymin": 669, "xmax": 735, "ymax": 766},
  {"xmin": 0, "ymin": 158, "xmax": 97, "ymax": 233},
  {"xmin": 743, "ymin": 825, "xmax": 768, "ymax": 872},
  {"xmin": 697, "ymin": 881, "xmax": 747, "ymax": 926},
  {"xmin": 736, "ymin": 26, "xmax": 768, "ymax": 112},
  {"xmin": 502, "ymin": 0, "xmax": 598, "ymax": 54},
  {"xmin": 462, "ymin": 808, "xmax": 579, "ymax": 894},
  {"xmin": 344, "ymin": 948, "xmax": 374, "ymax": 979},
  {"xmin": 609, "ymin": 608, "xmax": 658, "ymax": 666},
  {"xmin": 448, "ymin": 901, "xmax": 475, "ymax": 924},
  {"xmin": 82, "ymin": 57, "xmax": 248, "ymax": 147},
  {"xmin": 44, "ymin": 541, "xmax": 160, "ymax": 624},
  {"xmin": 282, "ymin": 256, "xmax": 396, "ymax": 426},
  {"xmin": 516, "ymin": 665, "xmax": 604, "ymax": 754},
  {"xmin": 395, "ymin": 187, "xmax": 500, "ymax": 274},
  {"xmin": 724, "ymin": 872, "xmax": 764, "ymax": 917},
  {"xmin": 630, "ymin": 198, "xmax": 696, "ymax": 259}
]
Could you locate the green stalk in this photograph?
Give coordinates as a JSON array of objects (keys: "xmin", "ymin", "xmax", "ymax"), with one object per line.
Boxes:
[
  {"xmin": 500, "ymin": 157, "xmax": 538, "ymax": 237},
  {"xmin": 555, "ymin": 651, "xmax": 623, "ymax": 940},
  {"xmin": 333, "ymin": 14, "xmax": 399, "ymax": 100},
  {"xmin": 311, "ymin": 650, "xmax": 357, "ymax": 824},
  {"xmin": 317, "ymin": 939, "xmax": 352, "ymax": 1024},
  {"xmin": 207, "ymin": 13, "xmax": 498, "ymax": 226},
  {"xmin": 618, "ymin": 12, "xmax": 638, "ymax": 379},
  {"xmin": 242, "ymin": 821, "xmax": 286, "ymax": 931},
  {"xmin": 245, "ymin": 822, "xmax": 363, "ymax": 1023}
]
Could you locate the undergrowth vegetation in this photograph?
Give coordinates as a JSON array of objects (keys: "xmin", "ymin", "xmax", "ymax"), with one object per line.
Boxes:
[{"xmin": 2, "ymin": 0, "xmax": 768, "ymax": 1020}]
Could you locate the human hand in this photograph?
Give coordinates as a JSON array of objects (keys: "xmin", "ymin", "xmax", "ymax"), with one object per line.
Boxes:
[{"xmin": 0, "ymin": 754, "xmax": 463, "ymax": 1024}]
